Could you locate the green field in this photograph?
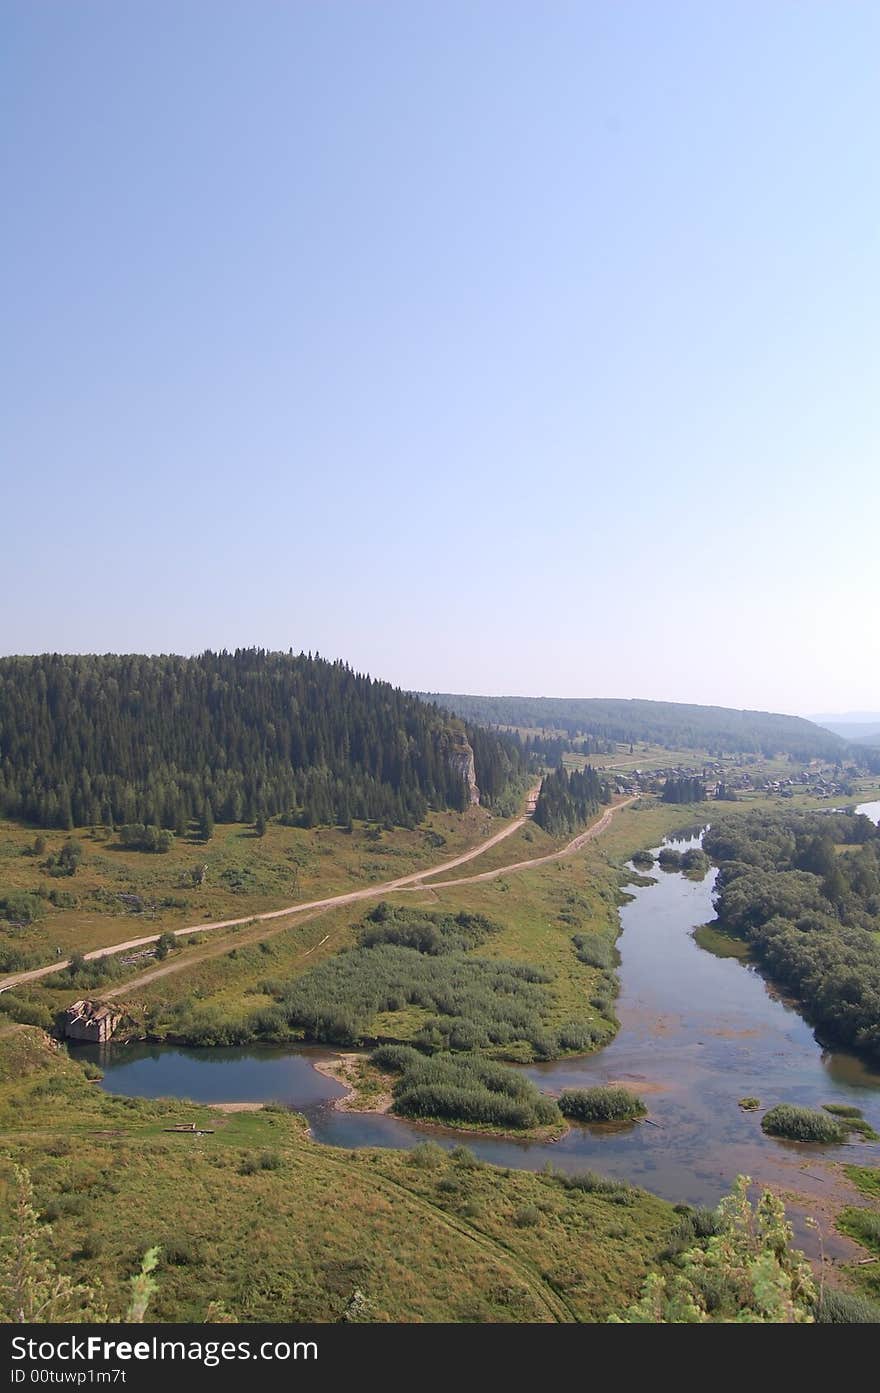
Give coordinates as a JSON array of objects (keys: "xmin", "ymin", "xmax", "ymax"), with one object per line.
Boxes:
[{"xmin": 0, "ymin": 804, "xmax": 502, "ymax": 962}]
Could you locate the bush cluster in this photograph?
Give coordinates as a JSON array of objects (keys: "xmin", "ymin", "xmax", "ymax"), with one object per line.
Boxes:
[
  {"xmin": 760, "ymin": 1104, "xmax": 844, "ymax": 1143},
  {"xmin": 117, "ymin": 824, "xmax": 174, "ymax": 854},
  {"xmin": 557, "ymin": 1087, "xmax": 647, "ymax": 1123},
  {"xmin": 372, "ymin": 1045, "xmax": 560, "ymax": 1130},
  {"xmin": 706, "ymin": 809, "xmax": 880, "ymax": 1062}
]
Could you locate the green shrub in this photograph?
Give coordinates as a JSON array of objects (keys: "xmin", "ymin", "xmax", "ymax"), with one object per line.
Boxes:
[
  {"xmin": 386, "ymin": 1052, "xmax": 560, "ymax": 1131},
  {"xmin": 840, "ymin": 1207, "xmax": 880, "ymax": 1250},
  {"xmin": 761, "ymin": 1104, "xmax": 844, "ymax": 1143},
  {"xmin": 161, "ymin": 1239, "xmax": 203, "ymax": 1267},
  {"xmin": 47, "ymin": 889, "xmax": 78, "ymax": 909},
  {"xmin": 358, "ymin": 904, "xmax": 500, "ymax": 955},
  {"xmin": 43, "ymin": 1196, "xmax": 86, "ymax": 1221},
  {"xmin": 558, "ymin": 1087, "xmax": 647, "ymax": 1123},
  {"xmin": 450, "ymin": 1145, "xmax": 481, "ymax": 1169},
  {"xmin": 612, "ymin": 1176, "xmax": 816, "ymax": 1323},
  {"xmin": 44, "ymin": 840, "xmax": 84, "ymax": 877},
  {"xmin": 77, "ymin": 1232, "xmax": 104, "ymax": 1261},
  {"xmin": 555, "ymin": 1020, "xmax": 597, "ymax": 1052},
  {"xmin": 0, "ymin": 994, "xmax": 54, "ymax": 1030},
  {"xmin": 681, "ymin": 848, "xmax": 710, "ymax": 877},
  {"xmin": 408, "ymin": 1142, "xmax": 446, "ymax": 1169},
  {"xmin": 370, "ymin": 1044, "xmax": 425, "ymax": 1073},
  {"xmin": 657, "ymin": 848, "xmax": 683, "ymax": 870},
  {"xmin": 117, "ymin": 825, "xmax": 173, "ymax": 853},
  {"xmin": 513, "ymin": 1205, "xmax": 541, "ymax": 1228},
  {"xmin": 815, "ymin": 1289, "xmax": 880, "ymax": 1323},
  {"xmin": 559, "ymin": 1171, "xmax": 634, "ymax": 1199},
  {"xmin": 822, "ymin": 1104, "xmax": 879, "ymax": 1140},
  {"xmin": 0, "ymin": 891, "xmax": 45, "ymax": 925},
  {"xmin": 0, "ymin": 946, "xmax": 40, "ymax": 973},
  {"xmin": 571, "ymin": 933, "xmax": 612, "ymax": 970}
]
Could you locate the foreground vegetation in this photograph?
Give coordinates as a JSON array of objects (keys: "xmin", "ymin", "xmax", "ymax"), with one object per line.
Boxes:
[
  {"xmin": 0, "ymin": 1026, "xmax": 680, "ymax": 1322},
  {"xmin": 0, "ymin": 1027, "xmax": 854, "ymax": 1324},
  {"xmin": 612, "ymin": 1177, "xmax": 816, "ymax": 1322}
]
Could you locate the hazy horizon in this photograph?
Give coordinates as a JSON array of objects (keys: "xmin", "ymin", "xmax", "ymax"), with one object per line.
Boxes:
[{"xmin": 4, "ymin": 3, "xmax": 878, "ymax": 714}]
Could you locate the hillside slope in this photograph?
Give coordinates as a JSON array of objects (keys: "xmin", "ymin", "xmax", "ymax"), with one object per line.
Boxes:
[
  {"xmin": 422, "ymin": 693, "xmax": 848, "ymax": 760},
  {"xmin": 0, "ymin": 651, "xmax": 525, "ymax": 830}
]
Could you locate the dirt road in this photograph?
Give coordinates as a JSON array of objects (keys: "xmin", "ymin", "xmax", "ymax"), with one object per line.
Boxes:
[{"xmin": 0, "ymin": 792, "xmax": 634, "ymax": 995}]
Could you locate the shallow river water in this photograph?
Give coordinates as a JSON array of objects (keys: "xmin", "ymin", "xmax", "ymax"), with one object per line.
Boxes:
[{"xmin": 77, "ymin": 803, "xmax": 880, "ymax": 1211}]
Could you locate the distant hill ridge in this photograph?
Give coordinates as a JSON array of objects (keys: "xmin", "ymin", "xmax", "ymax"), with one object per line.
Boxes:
[
  {"xmin": 811, "ymin": 716, "xmax": 880, "ymax": 743},
  {"xmin": 420, "ymin": 693, "xmax": 849, "ymax": 761}
]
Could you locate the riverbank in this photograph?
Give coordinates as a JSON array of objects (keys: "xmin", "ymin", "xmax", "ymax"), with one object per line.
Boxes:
[{"xmin": 312, "ymin": 1052, "xmax": 393, "ymax": 1113}]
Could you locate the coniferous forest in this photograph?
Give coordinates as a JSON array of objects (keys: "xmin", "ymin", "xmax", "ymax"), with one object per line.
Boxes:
[
  {"xmin": 0, "ymin": 651, "xmax": 527, "ymax": 831},
  {"xmin": 532, "ymin": 764, "xmax": 610, "ymax": 836},
  {"xmin": 661, "ymin": 776, "xmax": 706, "ymax": 804},
  {"xmin": 423, "ymin": 692, "xmax": 851, "ymax": 761}
]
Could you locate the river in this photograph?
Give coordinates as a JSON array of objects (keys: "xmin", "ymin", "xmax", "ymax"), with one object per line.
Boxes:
[{"xmin": 76, "ymin": 800, "xmax": 880, "ymax": 1211}]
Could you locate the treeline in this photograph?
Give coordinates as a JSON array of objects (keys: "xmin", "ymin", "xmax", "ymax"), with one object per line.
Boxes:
[
  {"xmin": 520, "ymin": 733, "xmax": 614, "ymax": 764},
  {"xmin": 533, "ymin": 765, "xmax": 610, "ymax": 836},
  {"xmin": 705, "ymin": 810, "xmax": 880, "ymax": 1063},
  {"xmin": 424, "ymin": 693, "xmax": 850, "ymax": 760},
  {"xmin": 662, "ymin": 776, "xmax": 705, "ymax": 804},
  {"xmin": 0, "ymin": 651, "xmax": 528, "ymax": 831}
]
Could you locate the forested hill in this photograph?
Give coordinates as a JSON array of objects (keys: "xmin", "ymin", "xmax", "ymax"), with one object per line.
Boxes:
[
  {"xmin": 421, "ymin": 693, "xmax": 848, "ymax": 761},
  {"xmin": 0, "ymin": 652, "xmax": 526, "ymax": 830}
]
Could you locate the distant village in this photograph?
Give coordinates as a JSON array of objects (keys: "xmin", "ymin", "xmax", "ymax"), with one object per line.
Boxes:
[{"xmin": 597, "ymin": 754, "xmax": 860, "ymax": 803}]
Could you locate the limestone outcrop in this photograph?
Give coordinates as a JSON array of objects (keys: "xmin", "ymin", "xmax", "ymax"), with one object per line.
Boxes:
[{"xmin": 447, "ymin": 731, "xmax": 480, "ymax": 805}]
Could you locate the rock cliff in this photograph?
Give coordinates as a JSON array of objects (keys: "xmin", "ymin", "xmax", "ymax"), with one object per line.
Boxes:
[{"xmin": 447, "ymin": 731, "xmax": 480, "ymax": 805}]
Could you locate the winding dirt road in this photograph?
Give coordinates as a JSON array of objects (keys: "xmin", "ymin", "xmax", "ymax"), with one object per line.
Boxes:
[{"xmin": 0, "ymin": 792, "xmax": 635, "ymax": 996}]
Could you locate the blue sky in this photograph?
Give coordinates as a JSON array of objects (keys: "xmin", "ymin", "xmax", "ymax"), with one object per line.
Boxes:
[{"xmin": 3, "ymin": 2, "xmax": 878, "ymax": 715}]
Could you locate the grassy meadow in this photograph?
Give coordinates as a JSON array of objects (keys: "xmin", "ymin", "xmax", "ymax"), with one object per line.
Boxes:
[{"xmin": 0, "ymin": 1025, "xmax": 678, "ymax": 1323}]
